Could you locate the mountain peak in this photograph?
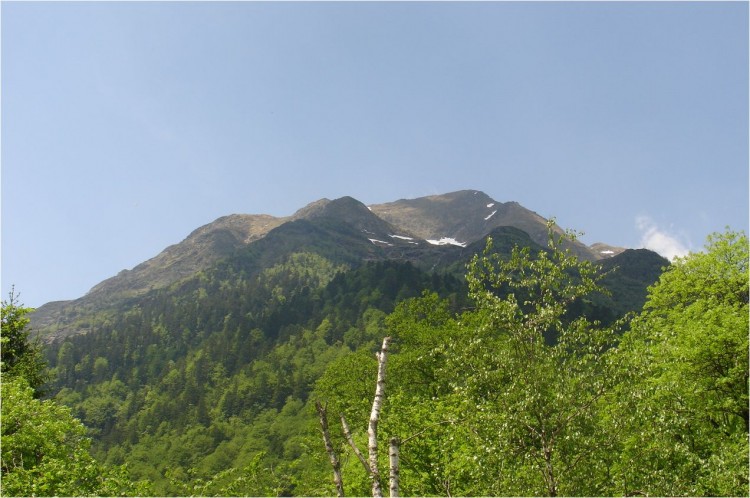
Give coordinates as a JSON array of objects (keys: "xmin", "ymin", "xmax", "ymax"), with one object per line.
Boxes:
[
  {"xmin": 294, "ymin": 196, "xmax": 416, "ymax": 244},
  {"xmin": 290, "ymin": 198, "xmax": 332, "ymax": 219},
  {"xmin": 369, "ymin": 190, "xmax": 512, "ymax": 244},
  {"xmin": 369, "ymin": 190, "xmax": 598, "ymax": 261},
  {"xmin": 312, "ymin": 196, "xmax": 371, "ymax": 219},
  {"xmin": 293, "ymin": 196, "xmax": 372, "ymax": 224}
]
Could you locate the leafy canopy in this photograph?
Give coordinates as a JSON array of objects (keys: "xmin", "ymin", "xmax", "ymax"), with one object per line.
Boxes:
[
  {"xmin": 1, "ymin": 288, "xmax": 48, "ymax": 395},
  {"xmin": 610, "ymin": 229, "xmax": 749, "ymax": 496},
  {"xmin": 1, "ymin": 290, "xmax": 148, "ymax": 496}
]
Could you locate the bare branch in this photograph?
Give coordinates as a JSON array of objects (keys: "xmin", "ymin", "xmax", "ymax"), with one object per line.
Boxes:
[
  {"xmin": 339, "ymin": 413, "xmax": 370, "ymax": 473},
  {"xmin": 315, "ymin": 401, "xmax": 345, "ymax": 497},
  {"xmin": 400, "ymin": 419, "xmax": 461, "ymax": 446}
]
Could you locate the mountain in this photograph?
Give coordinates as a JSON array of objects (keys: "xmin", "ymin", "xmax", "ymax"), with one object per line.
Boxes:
[
  {"xmin": 90, "ymin": 214, "xmax": 285, "ymax": 300},
  {"xmin": 28, "ymin": 214, "xmax": 286, "ymax": 335},
  {"xmin": 30, "ymin": 189, "xmax": 669, "ymax": 495},
  {"xmin": 372, "ymin": 190, "xmax": 553, "ymax": 249},
  {"xmin": 30, "ymin": 190, "xmax": 637, "ymax": 341}
]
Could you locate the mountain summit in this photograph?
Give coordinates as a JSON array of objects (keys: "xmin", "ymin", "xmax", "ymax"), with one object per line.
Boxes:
[
  {"xmin": 369, "ymin": 190, "xmax": 597, "ymax": 259},
  {"xmin": 292, "ymin": 196, "xmax": 415, "ymax": 243},
  {"xmin": 29, "ymin": 190, "xmax": 628, "ymax": 340}
]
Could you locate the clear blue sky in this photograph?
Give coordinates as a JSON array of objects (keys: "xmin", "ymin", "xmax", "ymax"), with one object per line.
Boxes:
[{"xmin": 2, "ymin": 1, "xmax": 748, "ymax": 308}]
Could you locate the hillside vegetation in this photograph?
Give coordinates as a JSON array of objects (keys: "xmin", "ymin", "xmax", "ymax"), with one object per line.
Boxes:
[{"xmin": 4, "ymin": 192, "xmax": 746, "ymax": 496}]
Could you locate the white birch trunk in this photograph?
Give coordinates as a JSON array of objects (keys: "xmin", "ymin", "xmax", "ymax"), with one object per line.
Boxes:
[
  {"xmin": 315, "ymin": 401, "xmax": 345, "ymax": 497},
  {"xmin": 388, "ymin": 437, "xmax": 400, "ymax": 497},
  {"xmin": 368, "ymin": 336, "xmax": 390, "ymax": 498}
]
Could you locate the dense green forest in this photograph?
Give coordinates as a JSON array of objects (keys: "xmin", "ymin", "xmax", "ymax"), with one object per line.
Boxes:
[{"xmin": 2, "ymin": 227, "xmax": 747, "ymax": 496}]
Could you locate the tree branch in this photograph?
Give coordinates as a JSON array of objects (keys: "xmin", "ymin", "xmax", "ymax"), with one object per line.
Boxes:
[
  {"xmin": 315, "ymin": 401, "xmax": 345, "ymax": 497},
  {"xmin": 400, "ymin": 419, "xmax": 461, "ymax": 446},
  {"xmin": 339, "ymin": 413, "xmax": 370, "ymax": 474}
]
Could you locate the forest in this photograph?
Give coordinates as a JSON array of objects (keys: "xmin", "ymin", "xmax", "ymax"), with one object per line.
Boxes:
[{"xmin": 1, "ymin": 226, "xmax": 747, "ymax": 497}]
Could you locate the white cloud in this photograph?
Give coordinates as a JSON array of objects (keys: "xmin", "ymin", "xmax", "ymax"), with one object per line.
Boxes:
[{"xmin": 636, "ymin": 216, "xmax": 690, "ymax": 261}]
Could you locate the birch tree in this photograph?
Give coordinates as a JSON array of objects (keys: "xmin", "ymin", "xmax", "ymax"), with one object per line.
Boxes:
[
  {"xmin": 315, "ymin": 337, "xmax": 394, "ymax": 497},
  {"xmin": 315, "ymin": 226, "xmax": 748, "ymax": 496},
  {"xmin": 367, "ymin": 336, "xmax": 390, "ymax": 497}
]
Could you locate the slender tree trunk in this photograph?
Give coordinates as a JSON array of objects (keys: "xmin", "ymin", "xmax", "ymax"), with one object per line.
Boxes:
[
  {"xmin": 543, "ymin": 444, "xmax": 557, "ymax": 497},
  {"xmin": 368, "ymin": 336, "xmax": 391, "ymax": 498},
  {"xmin": 315, "ymin": 401, "xmax": 345, "ymax": 497},
  {"xmin": 321, "ymin": 337, "xmax": 393, "ymax": 498},
  {"xmin": 340, "ymin": 413, "xmax": 370, "ymax": 473},
  {"xmin": 388, "ymin": 437, "xmax": 400, "ymax": 497}
]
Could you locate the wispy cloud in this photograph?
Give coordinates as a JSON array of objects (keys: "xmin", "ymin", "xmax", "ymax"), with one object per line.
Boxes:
[{"xmin": 636, "ymin": 216, "xmax": 690, "ymax": 261}]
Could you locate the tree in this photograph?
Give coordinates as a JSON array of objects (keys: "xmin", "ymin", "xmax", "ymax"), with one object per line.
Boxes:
[
  {"xmin": 1, "ymin": 376, "xmax": 147, "ymax": 496},
  {"xmin": 329, "ymin": 223, "xmax": 626, "ymax": 496},
  {"xmin": 442, "ymin": 222, "xmax": 625, "ymax": 496},
  {"xmin": 380, "ymin": 292, "xmax": 470, "ymax": 496},
  {"xmin": 316, "ymin": 337, "xmax": 394, "ymax": 497},
  {"xmin": 1, "ymin": 289, "xmax": 148, "ymax": 496},
  {"xmin": 610, "ymin": 229, "xmax": 749, "ymax": 496},
  {"xmin": 1, "ymin": 288, "xmax": 48, "ymax": 395}
]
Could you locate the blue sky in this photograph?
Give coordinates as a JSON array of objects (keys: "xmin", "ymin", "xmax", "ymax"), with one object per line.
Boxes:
[{"xmin": 2, "ymin": 1, "xmax": 748, "ymax": 308}]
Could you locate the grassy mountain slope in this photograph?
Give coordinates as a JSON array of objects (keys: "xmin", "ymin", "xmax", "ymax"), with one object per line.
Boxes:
[{"xmin": 30, "ymin": 214, "xmax": 285, "ymax": 340}]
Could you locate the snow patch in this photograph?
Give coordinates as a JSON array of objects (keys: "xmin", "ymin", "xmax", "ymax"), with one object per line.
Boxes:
[
  {"xmin": 426, "ymin": 237, "xmax": 467, "ymax": 248},
  {"xmin": 389, "ymin": 234, "xmax": 420, "ymax": 245},
  {"xmin": 486, "ymin": 203, "xmax": 495, "ymax": 208},
  {"xmin": 369, "ymin": 239, "xmax": 393, "ymax": 246},
  {"xmin": 600, "ymin": 250, "xmax": 615, "ymax": 255},
  {"xmin": 484, "ymin": 210, "xmax": 497, "ymax": 221}
]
